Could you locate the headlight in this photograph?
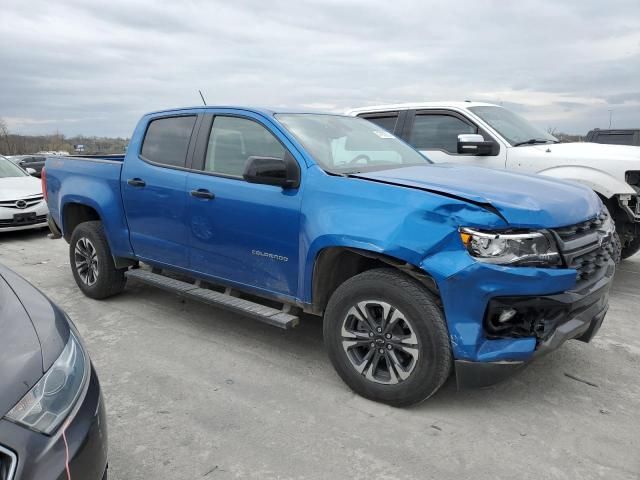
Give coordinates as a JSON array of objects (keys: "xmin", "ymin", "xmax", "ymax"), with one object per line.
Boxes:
[
  {"xmin": 5, "ymin": 332, "xmax": 87, "ymax": 435},
  {"xmin": 460, "ymin": 228, "xmax": 561, "ymax": 266}
]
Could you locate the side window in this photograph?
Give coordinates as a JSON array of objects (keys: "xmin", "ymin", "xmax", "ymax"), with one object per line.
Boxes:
[
  {"xmin": 141, "ymin": 115, "xmax": 197, "ymax": 167},
  {"xmin": 204, "ymin": 116, "xmax": 285, "ymax": 177},
  {"xmin": 360, "ymin": 114, "xmax": 399, "ymax": 133},
  {"xmin": 409, "ymin": 114, "xmax": 476, "ymax": 153},
  {"xmin": 593, "ymin": 133, "xmax": 635, "ymax": 146}
]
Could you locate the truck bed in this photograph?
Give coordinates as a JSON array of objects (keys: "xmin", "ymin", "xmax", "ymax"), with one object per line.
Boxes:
[{"xmin": 45, "ymin": 155, "xmax": 133, "ymax": 258}]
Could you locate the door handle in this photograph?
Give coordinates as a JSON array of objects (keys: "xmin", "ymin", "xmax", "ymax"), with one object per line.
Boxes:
[
  {"xmin": 190, "ymin": 189, "xmax": 215, "ymax": 200},
  {"xmin": 127, "ymin": 178, "xmax": 146, "ymax": 187}
]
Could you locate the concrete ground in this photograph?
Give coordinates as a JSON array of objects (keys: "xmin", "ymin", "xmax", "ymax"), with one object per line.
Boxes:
[{"xmin": 1, "ymin": 229, "xmax": 639, "ymax": 480}]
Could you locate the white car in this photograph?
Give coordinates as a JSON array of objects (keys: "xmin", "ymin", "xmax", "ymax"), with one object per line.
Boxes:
[
  {"xmin": 0, "ymin": 156, "xmax": 48, "ymax": 232},
  {"xmin": 347, "ymin": 102, "xmax": 640, "ymax": 258}
]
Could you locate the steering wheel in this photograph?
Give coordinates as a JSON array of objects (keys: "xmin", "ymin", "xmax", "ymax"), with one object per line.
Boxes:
[{"xmin": 349, "ymin": 154, "xmax": 372, "ymax": 165}]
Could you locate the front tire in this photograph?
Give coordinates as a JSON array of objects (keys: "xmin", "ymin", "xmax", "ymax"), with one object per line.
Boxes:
[
  {"xmin": 324, "ymin": 268, "xmax": 452, "ymax": 407},
  {"xmin": 69, "ymin": 221, "xmax": 126, "ymax": 299}
]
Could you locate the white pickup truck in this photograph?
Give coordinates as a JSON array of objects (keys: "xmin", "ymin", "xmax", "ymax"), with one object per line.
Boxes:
[{"xmin": 347, "ymin": 102, "xmax": 640, "ymax": 258}]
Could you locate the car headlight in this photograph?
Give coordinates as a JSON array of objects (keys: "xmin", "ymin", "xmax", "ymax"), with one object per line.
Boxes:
[
  {"xmin": 459, "ymin": 228, "xmax": 561, "ymax": 266},
  {"xmin": 5, "ymin": 332, "xmax": 87, "ymax": 435}
]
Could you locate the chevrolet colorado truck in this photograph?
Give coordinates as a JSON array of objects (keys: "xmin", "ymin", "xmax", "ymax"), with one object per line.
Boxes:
[
  {"xmin": 348, "ymin": 102, "xmax": 640, "ymax": 259},
  {"xmin": 44, "ymin": 107, "xmax": 616, "ymax": 406}
]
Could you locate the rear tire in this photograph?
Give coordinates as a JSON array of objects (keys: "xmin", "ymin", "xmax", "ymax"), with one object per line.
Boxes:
[
  {"xmin": 69, "ymin": 221, "xmax": 126, "ymax": 299},
  {"xmin": 323, "ymin": 268, "xmax": 451, "ymax": 407}
]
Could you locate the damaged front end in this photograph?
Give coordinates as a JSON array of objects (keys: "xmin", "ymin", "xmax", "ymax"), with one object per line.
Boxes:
[{"xmin": 452, "ymin": 209, "xmax": 616, "ymax": 388}]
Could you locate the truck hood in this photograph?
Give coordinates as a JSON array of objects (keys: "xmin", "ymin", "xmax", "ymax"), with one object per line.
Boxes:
[
  {"xmin": 0, "ymin": 266, "xmax": 70, "ymax": 417},
  {"xmin": 353, "ymin": 164, "xmax": 601, "ymax": 228},
  {"xmin": 520, "ymin": 141, "xmax": 640, "ymax": 164},
  {"xmin": 0, "ymin": 176, "xmax": 42, "ymax": 201}
]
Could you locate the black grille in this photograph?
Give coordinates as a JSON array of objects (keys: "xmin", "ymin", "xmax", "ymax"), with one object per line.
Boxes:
[
  {"xmin": 553, "ymin": 210, "xmax": 615, "ymax": 282},
  {"xmin": 569, "ymin": 241, "xmax": 615, "ymax": 281},
  {"xmin": 0, "ymin": 214, "xmax": 47, "ymax": 228},
  {"xmin": 553, "ymin": 210, "xmax": 608, "ymax": 239},
  {"xmin": 0, "ymin": 445, "xmax": 16, "ymax": 480}
]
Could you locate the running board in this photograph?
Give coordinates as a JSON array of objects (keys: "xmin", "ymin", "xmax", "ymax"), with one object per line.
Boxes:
[{"xmin": 125, "ymin": 269, "xmax": 299, "ymax": 329}]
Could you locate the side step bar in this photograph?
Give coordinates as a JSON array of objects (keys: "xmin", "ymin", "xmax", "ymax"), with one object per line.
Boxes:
[{"xmin": 125, "ymin": 269, "xmax": 299, "ymax": 329}]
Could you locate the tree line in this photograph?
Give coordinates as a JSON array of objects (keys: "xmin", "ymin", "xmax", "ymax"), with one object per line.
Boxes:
[{"xmin": 0, "ymin": 118, "xmax": 128, "ymax": 156}]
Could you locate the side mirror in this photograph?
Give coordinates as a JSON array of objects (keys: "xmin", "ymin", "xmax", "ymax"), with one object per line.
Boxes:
[
  {"xmin": 457, "ymin": 134, "xmax": 494, "ymax": 156},
  {"xmin": 25, "ymin": 167, "xmax": 37, "ymax": 175},
  {"xmin": 243, "ymin": 152, "xmax": 300, "ymax": 188}
]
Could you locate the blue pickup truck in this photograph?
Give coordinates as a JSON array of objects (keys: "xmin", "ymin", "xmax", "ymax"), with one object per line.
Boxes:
[{"xmin": 43, "ymin": 107, "xmax": 617, "ymax": 406}]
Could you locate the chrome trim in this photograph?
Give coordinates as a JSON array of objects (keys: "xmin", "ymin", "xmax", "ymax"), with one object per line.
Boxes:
[
  {"xmin": 0, "ymin": 444, "xmax": 17, "ymax": 480},
  {"xmin": 459, "ymin": 227, "xmax": 546, "ymax": 240},
  {"xmin": 457, "ymin": 133, "xmax": 485, "ymax": 143}
]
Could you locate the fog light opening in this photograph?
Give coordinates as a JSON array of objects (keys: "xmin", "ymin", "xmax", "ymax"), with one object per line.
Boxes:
[{"xmin": 497, "ymin": 308, "xmax": 517, "ymax": 323}]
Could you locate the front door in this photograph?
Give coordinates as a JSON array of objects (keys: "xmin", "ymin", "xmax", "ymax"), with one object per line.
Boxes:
[
  {"xmin": 403, "ymin": 110, "xmax": 506, "ymax": 168},
  {"xmin": 186, "ymin": 113, "xmax": 302, "ymax": 298}
]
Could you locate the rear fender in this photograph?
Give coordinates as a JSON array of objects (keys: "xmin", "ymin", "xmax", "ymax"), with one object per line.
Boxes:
[{"xmin": 59, "ymin": 178, "xmax": 133, "ymax": 258}]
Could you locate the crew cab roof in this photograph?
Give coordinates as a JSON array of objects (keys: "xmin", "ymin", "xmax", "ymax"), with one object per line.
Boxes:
[
  {"xmin": 144, "ymin": 105, "xmax": 338, "ymax": 117},
  {"xmin": 345, "ymin": 101, "xmax": 498, "ymax": 116}
]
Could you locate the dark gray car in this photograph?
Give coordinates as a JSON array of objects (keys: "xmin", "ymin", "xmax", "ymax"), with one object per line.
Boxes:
[
  {"xmin": 6, "ymin": 157, "xmax": 46, "ymax": 177},
  {"xmin": 0, "ymin": 264, "xmax": 107, "ymax": 480}
]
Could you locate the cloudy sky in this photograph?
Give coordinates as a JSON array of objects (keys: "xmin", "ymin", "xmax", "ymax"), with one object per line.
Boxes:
[{"xmin": 1, "ymin": 0, "xmax": 639, "ymax": 137}]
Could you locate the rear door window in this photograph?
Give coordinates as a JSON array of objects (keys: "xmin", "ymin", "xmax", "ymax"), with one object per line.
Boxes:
[
  {"xmin": 141, "ymin": 115, "xmax": 197, "ymax": 168},
  {"xmin": 359, "ymin": 114, "xmax": 399, "ymax": 133}
]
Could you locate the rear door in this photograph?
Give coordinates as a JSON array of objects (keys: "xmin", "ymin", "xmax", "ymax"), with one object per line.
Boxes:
[
  {"xmin": 185, "ymin": 111, "xmax": 303, "ymax": 298},
  {"xmin": 401, "ymin": 109, "xmax": 505, "ymax": 168},
  {"xmin": 121, "ymin": 113, "xmax": 200, "ymax": 268}
]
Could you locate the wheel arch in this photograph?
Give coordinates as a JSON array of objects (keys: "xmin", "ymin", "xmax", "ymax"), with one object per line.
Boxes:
[
  {"xmin": 309, "ymin": 246, "xmax": 439, "ymax": 315},
  {"xmin": 537, "ymin": 165, "xmax": 634, "ymax": 199},
  {"xmin": 62, "ymin": 202, "xmax": 101, "ymax": 242}
]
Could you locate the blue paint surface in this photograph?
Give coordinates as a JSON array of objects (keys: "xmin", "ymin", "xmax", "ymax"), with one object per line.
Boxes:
[{"xmin": 46, "ymin": 106, "xmax": 603, "ymax": 363}]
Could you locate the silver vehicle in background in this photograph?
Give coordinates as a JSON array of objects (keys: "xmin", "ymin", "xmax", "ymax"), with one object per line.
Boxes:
[{"xmin": 0, "ymin": 156, "xmax": 48, "ymax": 232}]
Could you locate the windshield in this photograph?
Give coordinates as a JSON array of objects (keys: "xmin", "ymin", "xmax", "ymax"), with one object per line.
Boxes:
[
  {"xmin": 276, "ymin": 114, "xmax": 430, "ymax": 173},
  {"xmin": 0, "ymin": 156, "xmax": 27, "ymax": 178},
  {"xmin": 469, "ymin": 106, "xmax": 557, "ymax": 146}
]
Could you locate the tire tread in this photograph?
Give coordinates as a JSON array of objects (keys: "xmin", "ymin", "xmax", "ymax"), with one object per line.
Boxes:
[{"xmin": 69, "ymin": 221, "xmax": 126, "ymax": 299}]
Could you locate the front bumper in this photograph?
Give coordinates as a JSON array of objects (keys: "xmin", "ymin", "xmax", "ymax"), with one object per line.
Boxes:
[
  {"xmin": 0, "ymin": 202, "xmax": 49, "ymax": 233},
  {"xmin": 455, "ymin": 269, "xmax": 611, "ymax": 388},
  {"xmin": 0, "ymin": 364, "xmax": 107, "ymax": 480}
]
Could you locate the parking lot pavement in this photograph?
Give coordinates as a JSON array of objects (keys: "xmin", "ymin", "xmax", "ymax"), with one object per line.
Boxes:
[{"xmin": 1, "ymin": 230, "xmax": 639, "ymax": 480}]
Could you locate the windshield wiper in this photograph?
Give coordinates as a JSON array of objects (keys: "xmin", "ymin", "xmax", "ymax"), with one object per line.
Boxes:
[{"xmin": 513, "ymin": 138, "xmax": 557, "ymax": 146}]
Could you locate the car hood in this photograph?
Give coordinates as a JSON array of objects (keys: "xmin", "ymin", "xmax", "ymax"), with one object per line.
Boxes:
[
  {"xmin": 0, "ymin": 265, "xmax": 70, "ymax": 417},
  {"xmin": 521, "ymin": 142, "xmax": 640, "ymax": 164},
  {"xmin": 353, "ymin": 164, "xmax": 601, "ymax": 228},
  {"xmin": 0, "ymin": 176, "xmax": 42, "ymax": 201}
]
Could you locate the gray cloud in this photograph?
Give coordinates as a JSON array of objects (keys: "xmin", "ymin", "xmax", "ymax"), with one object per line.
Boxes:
[{"xmin": 1, "ymin": 0, "xmax": 639, "ymax": 137}]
